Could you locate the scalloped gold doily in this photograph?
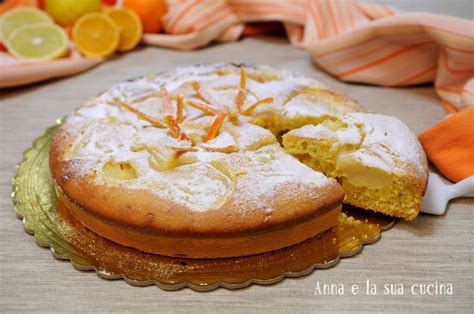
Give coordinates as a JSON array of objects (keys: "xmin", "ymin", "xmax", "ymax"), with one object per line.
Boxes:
[{"xmin": 12, "ymin": 122, "xmax": 394, "ymax": 291}]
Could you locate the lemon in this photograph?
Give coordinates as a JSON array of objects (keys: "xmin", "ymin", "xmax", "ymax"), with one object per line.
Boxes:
[
  {"xmin": 72, "ymin": 13, "xmax": 120, "ymax": 57},
  {"xmin": 45, "ymin": 0, "xmax": 102, "ymax": 27},
  {"xmin": 6, "ymin": 23, "xmax": 68, "ymax": 61},
  {"xmin": 107, "ymin": 8, "xmax": 142, "ymax": 52},
  {"xmin": 0, "ymin": 7, "xmax": 53, "ymax": 43}
]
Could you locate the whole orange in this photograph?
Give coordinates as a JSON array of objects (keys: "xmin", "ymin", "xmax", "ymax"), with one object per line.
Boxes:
[{"xmin": 123, "ymin": 0, "xmax": 167, "ymax": 33}]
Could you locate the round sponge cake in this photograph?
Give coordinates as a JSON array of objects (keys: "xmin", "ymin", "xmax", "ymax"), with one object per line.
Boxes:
[{"xmin": 50, "ymin": 63, "xmax": 357, "ymax": 258}]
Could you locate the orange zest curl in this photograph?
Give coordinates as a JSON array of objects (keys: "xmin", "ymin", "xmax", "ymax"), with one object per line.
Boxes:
[
  {"xmin": 187, "ymin": 101, "xmax": 220, "ymax": 115},
  {"xmin": 191, "ymin": 81, "xmax": 211, "ymax": 104},
  {"xmin": 160, "ymin": 87, "xmax": 173, "ymax": 117},
  {"xmin": 118, "ymin": 100, "xmax": 166, "ymax": 128},
  {"xmin": 242, "ymin": 97, "xmax": 273, "ymax": 115},
  {"xmin": 165, "ymin": 115, "xmax": 190, "ymax": 141},
  {"xmin": 160, "ymin": 88, "xmax": 190, "ymax": 141},
  {"xmin": 176, "ymin": 94, "xmax": 184, "ymax": 122},
  {"xmin": 205, "ymin": 111, "xmax": 228, "ymax": 142},
  {"xmin": 131, "ymin": 92, "xmax": 161, "ymax": 104},
  {"xmin": 235, "ymin": 65, "xmax": 247, "ymax": 111}
]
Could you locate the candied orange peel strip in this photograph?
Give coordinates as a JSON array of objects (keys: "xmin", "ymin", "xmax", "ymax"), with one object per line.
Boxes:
[
  {"xmin": 131, "ymin": 92, "xmax": 161, "ymax": 104},
  {"xmin": 187, "ymin": 101, "xmax": 220, "ymax": 115},
  {"xmin": 118, "ymin": 100, "xmax": 166, "ymax": 128},
  {"xmin": 241, "ymin": 97, "xmax": 273, "ymax": 115},
  {"xmin": 176, "ymin": 94, "xmax": 184, "ymax": 122},
  {"xmin": 160, "ymin": 88, "xmax": 191, "ymax": 140},
  {"xmin": 160, "ymin": 87, "xmax": 174, "ymax": 117},
  {"xmin": 165, "ymin": 115, "xmax": 190, "ymax": 141},
  {"xmin": 191, "ymin": 81, "xmax": 212, "ymax": 104},
  {"xmin": 205, "ymin": 111, "xmax": 228, "ymax": 142},
  {"xmin": 235, "ymin": 66, "xmax": 247, "ymax": 111}
]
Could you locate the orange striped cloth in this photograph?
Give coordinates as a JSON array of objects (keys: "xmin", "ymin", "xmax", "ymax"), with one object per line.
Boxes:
[{"xmin": 143, "ymin": 0, "xmax": 474, "ymax": 112}]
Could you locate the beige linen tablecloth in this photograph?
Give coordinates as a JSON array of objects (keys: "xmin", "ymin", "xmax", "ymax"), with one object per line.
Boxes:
[{"xmin": 1, "ymin": 32, "xmax": 473, "ymax": 312}]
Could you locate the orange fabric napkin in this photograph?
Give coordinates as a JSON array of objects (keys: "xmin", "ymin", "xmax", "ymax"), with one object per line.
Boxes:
[{"xmin": 419, "ymin": 108, "xmax": 474, "ymax": 182}]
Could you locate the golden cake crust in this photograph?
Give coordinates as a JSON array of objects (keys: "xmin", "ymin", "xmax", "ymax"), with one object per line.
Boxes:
[{"xmin": 55, "ymin": 186, "xmax": 341, "ymax": 258}]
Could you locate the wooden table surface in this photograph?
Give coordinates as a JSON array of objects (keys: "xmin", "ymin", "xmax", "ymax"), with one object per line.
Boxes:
[{"xmin": 1, "ymin": 3, "xmax": 473, "ymax": 312}]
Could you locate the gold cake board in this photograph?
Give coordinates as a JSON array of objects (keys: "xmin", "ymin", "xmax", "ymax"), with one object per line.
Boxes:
[{"xmin": 12, "ymin": 121, "xmax": 394, "ymax": 291}]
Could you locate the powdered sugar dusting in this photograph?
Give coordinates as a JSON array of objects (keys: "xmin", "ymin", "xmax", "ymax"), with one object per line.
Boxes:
[
  {"xmin": 346, "ymin": 113, "xmax": 427, "ymax": 177},
  {"xmin": 288, "ymin": 123, "xmax": 361, "ymax": 147}
]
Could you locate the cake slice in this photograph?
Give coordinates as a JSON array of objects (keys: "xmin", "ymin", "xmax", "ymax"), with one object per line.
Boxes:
[{"xmin": 283, "ymin": 113, "xmax": 428, "ymax": 220}]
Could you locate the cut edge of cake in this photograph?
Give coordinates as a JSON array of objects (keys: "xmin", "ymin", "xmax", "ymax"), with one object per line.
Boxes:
[{"xmin": 282, "ymin": 113, "xmax": 428, "ymax": 221}]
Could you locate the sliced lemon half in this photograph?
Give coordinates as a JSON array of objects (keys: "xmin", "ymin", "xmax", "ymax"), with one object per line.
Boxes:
[{"xmin": 6, "ymin": 23, "xmax": 68, "ymax": 61}]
